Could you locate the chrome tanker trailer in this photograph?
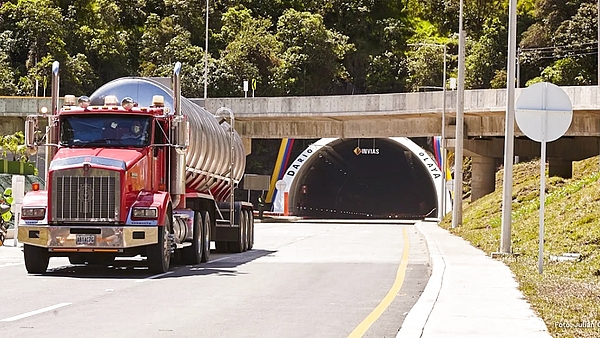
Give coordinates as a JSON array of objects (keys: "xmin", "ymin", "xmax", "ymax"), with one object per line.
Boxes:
[{"xmin": 18, "ymin": 61, "xmax": 254, "ymax": 274}]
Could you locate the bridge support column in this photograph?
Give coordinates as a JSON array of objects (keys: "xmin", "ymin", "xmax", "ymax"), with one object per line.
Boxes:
[
  {"xmin": 471, "ymin": 156, "xmax": 496, "ymax": 201},
  {"xmin": 549, "ymin": 158, "xmax": 572, "ymax": 178}
]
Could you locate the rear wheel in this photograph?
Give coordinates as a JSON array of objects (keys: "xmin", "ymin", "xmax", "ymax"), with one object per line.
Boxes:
[
  {"xmin": 247, "ymin": 210, "xmax": 254, "ymax": 250},
  {"xmin": 227, "ymin": 210, "xmax": 247, "ymax": 253},
  {"xmin": 201, "ymin": 211, "xmax": 211, "ymax": 262},
  {"xmin": 182, "ymin": 211, "xmax": 202, "ymax": 265},
  {"xmin": 148, "ymin": 215, "xmax": 172, "ymax": 273},
  {"xmin": 24, "ymin": 244, "xmax": 50, "ymax": 274}
]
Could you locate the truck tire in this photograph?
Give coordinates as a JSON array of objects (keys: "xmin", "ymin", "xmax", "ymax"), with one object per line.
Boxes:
[
  {"xmin": 201, "ymin": 211, "xmax": 211, "ymax": 262},
  {"xmin": 247, "ymin": 210, "xmax": 254, "ymax": 250},
  {"xmin": 182, "ymin": 211, "xmax": 202, "ymax": 265},
  {"xmin": 148, "ymin": 216, "xmax": 172, "ymax": 273},
  {"xmin": 227, "ymin": 210, "xmax": 247, "ymax": 253},
  {"xmin": 24, "ymin": 244, "xmax": 50, "ymax": 274}
]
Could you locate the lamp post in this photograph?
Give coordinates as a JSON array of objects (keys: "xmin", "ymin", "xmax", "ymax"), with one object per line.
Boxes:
[
  {"xmin": 203, "ymin": 0, "xmax": 209, "ymax": 99},
  {"xmin": 409, "ymin": 43, "xmax": 448, "ymax": 219},
  {"xmin": 499, "ymin": 0, "xmax": 518, "ymax": 253},
  {"xmin": 452, "ymin": 0, "xmax": 465, "ymax": 228}
]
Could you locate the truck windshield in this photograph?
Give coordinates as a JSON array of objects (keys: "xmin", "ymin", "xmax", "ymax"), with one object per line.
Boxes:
[{"xmin": 60, "ymin": 114, "xmax": 152, "ymax": 147}]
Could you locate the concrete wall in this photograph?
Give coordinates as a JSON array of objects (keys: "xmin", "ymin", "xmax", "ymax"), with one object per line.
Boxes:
[{"xmin": 1, "ymin": 86, "xmax": 599, "ymax": 139}]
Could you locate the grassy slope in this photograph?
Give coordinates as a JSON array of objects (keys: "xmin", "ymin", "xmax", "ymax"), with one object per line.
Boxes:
[{"xmin": 439, "ymin": 157, "xmax": 600, "ymax": 338}]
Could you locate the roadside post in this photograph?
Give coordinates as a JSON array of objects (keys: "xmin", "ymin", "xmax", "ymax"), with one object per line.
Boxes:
[
  {"xmin": 515, "ymin": 82, "xmax": 573, "ymax": 274},
  {"xmin": 11, "ymin": 175, "xmax": 25, "ymax": 247},
  {"xmin": 275, "ymin": 180, "xmax": 286, "ymax": 216}
]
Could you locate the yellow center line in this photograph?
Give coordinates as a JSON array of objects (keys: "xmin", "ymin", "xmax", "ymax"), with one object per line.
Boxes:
[{"xmin": 348, "ymin": 227, "xmax": 410, "ymax": 337}]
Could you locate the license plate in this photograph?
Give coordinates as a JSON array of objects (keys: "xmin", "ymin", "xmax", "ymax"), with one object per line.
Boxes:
[{"xmin": 76, "ymin": 234, "xmax": 96, "ymax": 245}]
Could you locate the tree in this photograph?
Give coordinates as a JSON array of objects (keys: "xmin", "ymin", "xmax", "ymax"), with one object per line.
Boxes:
[
  {"xmin": 211, "ymin": 6, "xmax": 281, "ymax": 97},
  {"xmin": 465, "ymin": 19, "xmax": 506, "ymax": 89},
  {"xmin": 273, "ymin": 9, "xmax": 352, "ymax": 95},
  {"xmin": 406, "ymin": 43, "xmax": 446, "ymax": 92},
  {"xmin": 0, "ymin": 131, "xmax": 28, "ymax": 162}
]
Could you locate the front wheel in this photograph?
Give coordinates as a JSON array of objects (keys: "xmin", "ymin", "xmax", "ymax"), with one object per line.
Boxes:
[
  {"xmin": 147, "ymin": 215, "xmax": 172, "ymax": 273},
  {"xmin": 24, "ymin": 244, "xmax": 50, "ymax": 274}
]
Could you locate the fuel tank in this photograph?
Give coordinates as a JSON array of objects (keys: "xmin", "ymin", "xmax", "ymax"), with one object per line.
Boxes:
[{"xmin": 89, "ymin": 78, "xmax": 246, "ymax": 200}]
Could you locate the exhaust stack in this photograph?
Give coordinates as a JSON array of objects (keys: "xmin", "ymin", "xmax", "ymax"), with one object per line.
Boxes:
[
  {"xmin": 45, "ymin": 61, "xmax": 60, "ymax": 184},
  {"xmin": 170, "ymin": 62, "xmax": 188, "ymax": 208}
]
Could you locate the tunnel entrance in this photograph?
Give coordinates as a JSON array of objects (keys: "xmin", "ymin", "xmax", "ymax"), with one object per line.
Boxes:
[{"xmin": 274, "ymin": 138, "xmax": 448, "ymax": 220}]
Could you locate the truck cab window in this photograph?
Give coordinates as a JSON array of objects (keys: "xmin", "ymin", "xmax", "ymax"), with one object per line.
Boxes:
[{"xmin": 60, "ymin": 114, "xmax": 152, "ymax": 147}]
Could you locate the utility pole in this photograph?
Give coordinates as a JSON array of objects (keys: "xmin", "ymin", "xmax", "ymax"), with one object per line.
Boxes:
[
  {"xmin": 452, "ymin": 0, "xmax": 465, "ymax": 228},
  {"xmin": 500, "ymin": 0, "xmax": 518, "ymax": 253}
]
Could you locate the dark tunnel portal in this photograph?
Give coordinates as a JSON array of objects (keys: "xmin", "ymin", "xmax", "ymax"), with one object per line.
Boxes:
[{"xmin": 289, "ymin": 138, "xmax": 438, "ymax": 220}]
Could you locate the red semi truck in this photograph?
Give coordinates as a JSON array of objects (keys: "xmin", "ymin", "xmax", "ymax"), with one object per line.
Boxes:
[{"xmin": 18, "ymin": 61, "xmax": 254, "ymax": 273}]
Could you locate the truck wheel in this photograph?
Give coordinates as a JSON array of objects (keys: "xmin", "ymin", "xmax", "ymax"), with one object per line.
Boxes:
[
  {"xmin": 24, "ymin": 244, "xmax": 50, "ymax": 274},
  {"xmin": 201, "ymin": 211, "xmax": 211, "ymax": 262},
  {"xmin": 227, "ymin": 210, "xmax": 247, "ymax": 253},
  {"xmin": 183, "ymin": 211, "xmax": 202, "ymax": 265},
  {"xmin": 148, "ymin": 216, "xmax": 172, "ymax": 273},
  {"xmin": 247, "ymin": 210, "xmax": 254, "ymax": 250}
]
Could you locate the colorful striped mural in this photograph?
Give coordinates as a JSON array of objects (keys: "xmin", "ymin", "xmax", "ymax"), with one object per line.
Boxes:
[{"xmin": 266, "ymin": 138, "xmax": 295, "ymax": 203}]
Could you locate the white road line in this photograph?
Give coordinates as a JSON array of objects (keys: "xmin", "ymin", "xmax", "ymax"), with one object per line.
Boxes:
[{"xmin": 1, "ymin": 302, "xmax": 72, "ymax": 322}]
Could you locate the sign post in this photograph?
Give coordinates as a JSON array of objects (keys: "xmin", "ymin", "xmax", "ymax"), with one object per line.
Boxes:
[
  {"xmin": 515, "ymin": 82, "xmax": 573, "ymax": 274},
  {"xmin": 11, "ymin": 175, "xmax": 25, "ymax": 247}
]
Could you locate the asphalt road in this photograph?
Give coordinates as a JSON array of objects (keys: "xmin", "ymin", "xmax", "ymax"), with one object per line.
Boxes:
[{"xmin": 0, "ymin": 221, "xmax": 429, "ymax": 338}]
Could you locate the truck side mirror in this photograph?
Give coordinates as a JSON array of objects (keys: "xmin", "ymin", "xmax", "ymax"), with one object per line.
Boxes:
[{"xmin": 25, "ymin": 115, "xmax": 38, "ymax": 155}]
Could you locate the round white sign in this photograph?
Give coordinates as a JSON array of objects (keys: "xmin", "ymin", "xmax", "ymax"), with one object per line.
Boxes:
[
  {"xmin": 515, "ymin": 82, "xmax": 573, "ymax": 142},
  {"xmin": 275, "ymin": 179, "xmax": 286, "ymax": 191}
]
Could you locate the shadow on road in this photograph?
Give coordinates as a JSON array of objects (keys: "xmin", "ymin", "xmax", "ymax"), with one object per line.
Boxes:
[{"xmin": 38, "ymin": 249, "xmax": 276, "ymax": 279}]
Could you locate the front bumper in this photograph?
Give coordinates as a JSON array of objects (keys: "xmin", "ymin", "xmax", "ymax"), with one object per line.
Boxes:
[{"xmin": 17, "ymin": 225, "xmax": 158, "ymax": 250}]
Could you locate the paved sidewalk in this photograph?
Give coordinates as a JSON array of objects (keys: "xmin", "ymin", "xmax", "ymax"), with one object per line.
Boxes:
[
  {"xmin": 398, "ymin": 221, "xmax": 551, "ymax": 338},
  {"xmin": 0, "ymin": 238, "xmax": 24, "ymax": 261}
]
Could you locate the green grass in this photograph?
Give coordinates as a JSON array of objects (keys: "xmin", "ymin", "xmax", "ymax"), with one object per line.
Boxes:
[{"xmin": 440, "ymin": 157, "xmax": 600, "ymax": 338}]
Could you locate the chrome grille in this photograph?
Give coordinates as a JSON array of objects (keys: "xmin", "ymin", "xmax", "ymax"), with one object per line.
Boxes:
[{"xmin": 51, "ymin": 168, "xmax": 120, "ymax": 222}]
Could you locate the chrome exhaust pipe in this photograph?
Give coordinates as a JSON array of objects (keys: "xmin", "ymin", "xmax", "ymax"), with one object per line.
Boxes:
[{"xmin": 170, "ymin": 62, "xmax": 187, "ymax": 208}]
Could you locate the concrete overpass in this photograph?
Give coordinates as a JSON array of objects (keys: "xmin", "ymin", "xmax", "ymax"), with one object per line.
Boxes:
[{"xmin": 1, "ymin": 85, "xmax": 600, "ymax": 202}]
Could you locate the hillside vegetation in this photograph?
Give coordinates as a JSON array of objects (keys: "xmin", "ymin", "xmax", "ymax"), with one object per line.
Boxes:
[{"xmin": 440, "ymin": 157, "xmax": 600, "ymax": 338}]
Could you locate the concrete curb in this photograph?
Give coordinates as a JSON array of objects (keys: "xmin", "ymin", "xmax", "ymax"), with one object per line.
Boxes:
[{"xmin": 396, "ymin": 221, "xmax": 445, "ymax": 337}]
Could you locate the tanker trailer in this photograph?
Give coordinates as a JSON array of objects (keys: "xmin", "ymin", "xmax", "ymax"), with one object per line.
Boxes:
[{"xmin": 18, "ymin": 61, "xmax": 254, "ymax": 274}]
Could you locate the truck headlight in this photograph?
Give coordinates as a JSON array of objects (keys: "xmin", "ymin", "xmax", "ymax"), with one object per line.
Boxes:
[
  {"xmin": 132, "ymin": 207, "xmax": 158, "ymax": 219},
  {"xmin": 21, "ymin": 207, "xmax": 46, "ymax": 220}
]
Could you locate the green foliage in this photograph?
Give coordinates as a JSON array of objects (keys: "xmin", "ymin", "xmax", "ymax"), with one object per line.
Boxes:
[
  {"xmin": 0, "ymin": 131, "xmax": 28, "ymax": 162},
  {"xmin": 0, "ymin": 0, "xmax": 596, "ymax": 96},
  {"xmin": 273, "ymin": 9, "xmax": 352, "ymax": 95},
  {"xmin": 441, "ymin": 157, "xmax": 600, "ymax": 338},
  {"xmin": 212, "ymin": 6, "xmax": 281, "ymax": 97},
  {"xmin": 465, "ymin": 19, "xmax": 506, "ymax": 89}
]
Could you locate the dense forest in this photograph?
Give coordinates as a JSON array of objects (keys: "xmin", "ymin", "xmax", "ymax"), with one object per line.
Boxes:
[{"xmin": 0, "ymin": 0, "xmax": 598, "ymax": 99}]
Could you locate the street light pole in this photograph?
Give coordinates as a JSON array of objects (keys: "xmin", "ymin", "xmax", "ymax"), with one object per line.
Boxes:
[
  {"xmin": 500, "ymin": 0, "xmax": 518, "ymax": 253},
  {"xmin": 442, "ymin": 44, "xmax": 447, "ymax": 217},
  {"xmin": 203, "ymin": 0, "xmax": 209, "ymax": 99},
  {"xmin": 452, "ymin": 0, "xmax": 465, "ymax": 228}
]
